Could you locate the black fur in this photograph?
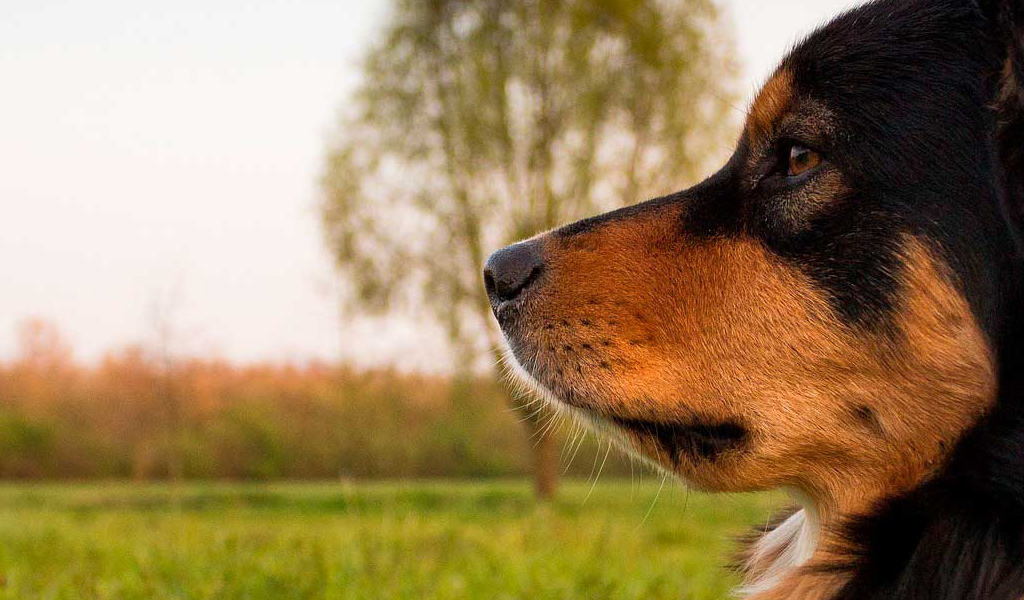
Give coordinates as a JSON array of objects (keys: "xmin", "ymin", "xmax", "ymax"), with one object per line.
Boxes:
[
  {"xmin": 777, "ymin": 0, "xmax": 1017, "ymax": 336},
  {"xmin": 609, "ymin": 416, "xmax": 748, "ymax": 463},
  {"xmin": 785, "ymin": 1, "xmax": 1024, "ymax": 597}
]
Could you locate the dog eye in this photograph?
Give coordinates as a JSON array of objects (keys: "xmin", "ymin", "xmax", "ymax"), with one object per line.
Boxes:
[{"xmin": 788, "ymin": 145, "xmax": 821, "ymax": 177}]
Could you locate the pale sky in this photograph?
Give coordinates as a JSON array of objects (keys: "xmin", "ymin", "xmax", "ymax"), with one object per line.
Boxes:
[{"xmin": 0, "ymin": 0, "xmax": 859, "ymax": 368}]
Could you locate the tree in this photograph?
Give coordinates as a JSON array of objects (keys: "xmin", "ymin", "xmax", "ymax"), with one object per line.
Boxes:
[
  {"xmin": 321, "ymin": 0, "xmax": 738, "ymax": 498},
  {"xmin": 14, "ymin": 318, "xmax": 74, "ymax": 377},
  {"xmin": 142, "ymin": 281, "xmax": 186, "ymax": 481}
]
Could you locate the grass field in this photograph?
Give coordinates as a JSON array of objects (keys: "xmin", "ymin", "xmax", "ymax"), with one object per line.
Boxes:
[{"xmin": 0, "ymin": 480, "xmax": 780, "ymax": 600}]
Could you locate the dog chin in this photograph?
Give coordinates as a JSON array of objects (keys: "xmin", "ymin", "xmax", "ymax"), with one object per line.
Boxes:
[
  {"xmin": 499, "ymin": 343, "xmax": 689, "ymax": 482},
  {"xmin": 501, "ymin": 344, "xmax": 571, "ymax": 415}
]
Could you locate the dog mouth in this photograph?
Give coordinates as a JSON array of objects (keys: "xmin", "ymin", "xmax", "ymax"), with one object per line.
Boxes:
[
  {"xmin": 502, "ymin": 340, "xmax": 750, "ymax": 467},
  {"xmin": 496, "ymin": 308, "xmax": 750, "ymax": 465},
  {"xmin": 610, "ymin": 416, "xmax": 748, "ymax": 462}
]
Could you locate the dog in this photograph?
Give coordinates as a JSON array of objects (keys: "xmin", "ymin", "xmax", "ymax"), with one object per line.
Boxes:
[{"xmin": 483, "ymin": 0, "xmax": 1024, "ymax": 598}]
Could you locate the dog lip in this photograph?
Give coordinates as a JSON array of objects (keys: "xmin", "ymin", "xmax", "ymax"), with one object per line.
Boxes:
[
  {"xmin": 491, "ymin": 296, "xmax": 527, "ymax": 328},
  {"xmin": 491, "ymin": 296, "xmax": 522, "ymax": 315},
  {"xmin": 609, "ymin": 415, "xmax": 748, "ymax": 461}
]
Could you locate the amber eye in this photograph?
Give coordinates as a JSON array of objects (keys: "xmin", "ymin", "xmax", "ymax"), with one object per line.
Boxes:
[{"xmin": 788, "ymin": 144, "xmax": 821, "ymax": 177}]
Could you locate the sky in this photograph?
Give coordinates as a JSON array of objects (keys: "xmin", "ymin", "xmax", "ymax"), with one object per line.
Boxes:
[{"xmin": 0, "ymin": 0, "xmax": 859, "ymax": 368}]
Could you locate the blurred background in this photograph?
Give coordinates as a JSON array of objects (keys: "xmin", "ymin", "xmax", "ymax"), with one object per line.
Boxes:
[{"xmin": 0, "ymin": 1, "xmax": 855, "ymax": 598}]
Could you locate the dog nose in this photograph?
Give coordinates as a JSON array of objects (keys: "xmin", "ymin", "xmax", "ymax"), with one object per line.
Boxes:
[{"xmin": 483, "ymin": 241, "xmax": 544, "ymax": 304}]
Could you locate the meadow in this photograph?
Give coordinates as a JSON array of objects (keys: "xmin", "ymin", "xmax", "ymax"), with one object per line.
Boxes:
[{"xmin": 0, "ymin": 480, "xmax": 779, "ymax": 600}]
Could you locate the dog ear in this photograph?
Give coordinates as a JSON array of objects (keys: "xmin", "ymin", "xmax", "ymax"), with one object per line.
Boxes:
[
  {"xmin": 979, "ymin": 0, "xmax": 1024, "ymax": 82},
  {"xmin": 979, "ymin": 0, "xmax": 1024, "ymax": 218}
]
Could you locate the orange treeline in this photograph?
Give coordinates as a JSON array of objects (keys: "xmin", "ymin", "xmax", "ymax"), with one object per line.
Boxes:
[{"xmin": 0, "ymin": 319, "xmax": 540, "ymax": 480}]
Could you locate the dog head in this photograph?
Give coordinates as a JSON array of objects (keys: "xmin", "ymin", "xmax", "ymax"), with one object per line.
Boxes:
[{"xmin": 485, "ymin": 0, "xmax": 1024, "ymax": 518}]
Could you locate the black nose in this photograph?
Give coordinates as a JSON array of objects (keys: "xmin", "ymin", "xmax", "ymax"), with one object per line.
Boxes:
[{"xmin": 483, "ymin": 241, "xmax": 544, "ymax": 304}]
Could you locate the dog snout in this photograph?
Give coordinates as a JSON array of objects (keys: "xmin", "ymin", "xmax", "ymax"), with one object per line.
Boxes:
[{"xmin": 483, "ymin": 241, "xmax": 544, "ymax": 307}]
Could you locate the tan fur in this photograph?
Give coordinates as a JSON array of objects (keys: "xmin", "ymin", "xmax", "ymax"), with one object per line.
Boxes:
[
  {"xmin": 745, "ymin": 568, "xmax": 846, "ymax": 600},
  {"xmin": 748, "ymin": 69, "xmax": 795, "ymax": 144}
]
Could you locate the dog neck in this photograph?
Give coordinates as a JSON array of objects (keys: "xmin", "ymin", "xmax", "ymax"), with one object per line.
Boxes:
[
  {"xmin": 737, "ymin": 393, "xmax": 1024, "ymax": 600},
  {"xmin": 735, "ymin": 444, "xmax": 954, "ymax": 599},
  {"xmin": 735, "ymin": 473, "xmax": 929, "ymax": 600},
  {"xmin": 737, "ymin": 490, "xmax": 820, "ymax": 598},
  {"xmin": 736, "ymin": 488, "xmax": 856, "ymax": 600}
]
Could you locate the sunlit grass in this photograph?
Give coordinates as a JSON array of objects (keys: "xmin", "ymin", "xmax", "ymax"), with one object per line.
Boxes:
[{"xmin": 0, "ymin": 480, "xmax": 782, "ymax": 600}]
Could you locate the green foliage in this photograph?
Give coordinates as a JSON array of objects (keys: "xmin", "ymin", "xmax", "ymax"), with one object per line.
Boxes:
[
  {"xmin": 0, "ymin": 413, "xmax": 55, "ymax": 477},
  {"xmin": 322, "ymin": 0, "xmax": 739, "ymax": 358},
  {"xmin": 0, "ymin": 481, "xmax": 781, "ymax": 599},
  {"xmin": 0, "ymin": 353, "xmax": 644, "ymax": 480}
]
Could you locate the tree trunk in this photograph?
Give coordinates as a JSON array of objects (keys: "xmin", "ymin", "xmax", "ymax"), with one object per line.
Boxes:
[
  {"xmin": 492, "ymin": 342, "xmax": 560, "ymax": 500},
  {"xmin": 523, "ymin": 405, "xmax": 558, "ymax": 500}
]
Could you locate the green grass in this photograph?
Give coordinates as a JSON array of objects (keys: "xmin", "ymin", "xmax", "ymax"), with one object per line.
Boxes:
[{"xmin": 0, "ymin": 480, "xmax": 780, "ymax": 600}]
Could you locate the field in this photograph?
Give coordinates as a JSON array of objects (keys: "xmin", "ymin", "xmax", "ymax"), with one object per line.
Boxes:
[{"xmin": 0, "ymin": 480, "xmax": 780, "ymax": 600}]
